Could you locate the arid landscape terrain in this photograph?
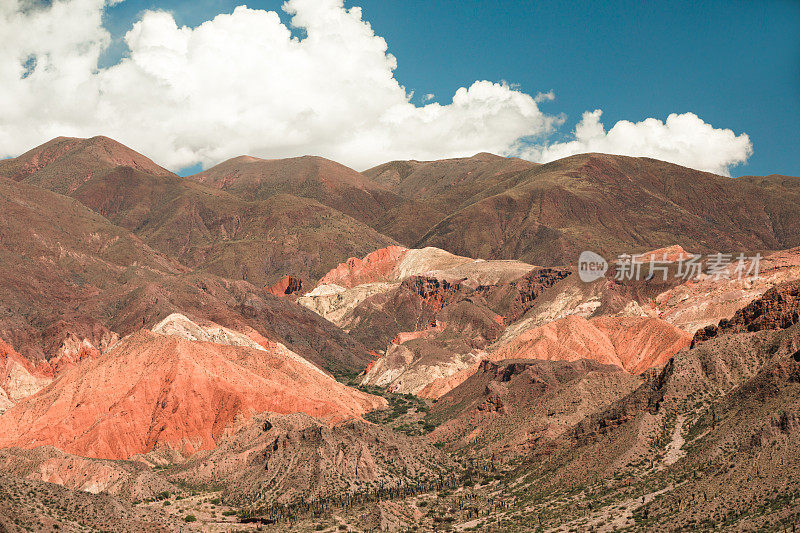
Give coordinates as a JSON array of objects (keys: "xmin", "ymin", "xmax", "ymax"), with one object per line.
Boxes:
[{"xmin": 0, "ymin": 136, "xmax": 798, "ymax": 532}]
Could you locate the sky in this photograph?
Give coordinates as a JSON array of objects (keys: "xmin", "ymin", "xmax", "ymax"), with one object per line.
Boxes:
[{"xmin": 1, "ymin": 0, "xmax": 797, "ymax": 177}]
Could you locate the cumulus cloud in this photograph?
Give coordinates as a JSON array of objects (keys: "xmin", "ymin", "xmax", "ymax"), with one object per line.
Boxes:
[
  {"xmin": 0, "ymin": 0, "xmax": 752, "ymax": 175},
  {"xmin": 514, "ymin": 110, "xmax": 753, "ymax": 176}
]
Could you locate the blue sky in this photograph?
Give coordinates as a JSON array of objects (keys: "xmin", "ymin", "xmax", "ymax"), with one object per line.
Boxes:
[
  {"xmin": 96, "ymin": 0, "xmax": 800, "ymax": 177},
  {"xmin": 3, "ymin": 0, "xmax": 796, "ymax": 177}
]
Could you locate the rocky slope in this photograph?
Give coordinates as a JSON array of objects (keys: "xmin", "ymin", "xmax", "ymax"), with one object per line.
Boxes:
[
  {"xmin": 171, "ymin": 412, "xmax": 459, "ymax": 508},
  {"xmin": 500, "ymin": 302, "xmax": 800, "ymax": 531},
  {"xmin": 652, "ymin": 246, "xmax": 800, "ymax": 333},
  {"xmin": 300, "ymin": 245, "xmax": 545, "ymax": 344},
  {"xmin": 0, "ymin": 446, "xmax": 176, "ymax": 501},
  {"xmin": 428, "ymin": 358, "xmax": 642, "ymax": 457},
  {"xmin": 409, "ymin": 315, "xmax": 690, "ymax": 400},
  {"xmin": 691, "ymin": 280, "xmax": 800, "ymax": 346},
  {"xmin": 0, "ymin": 339, "xmax": 50, "ymax": 412},
  {"xmin": 321, "ymin": 246, "xmax": 689, "ymax": 398},
  {"xmin": 300, "ymin": 246, "xmax": 580, "ymax": 397},
  {"xmin": 0, "ymin": 474, "xmax": 180, "ymax": 532}
]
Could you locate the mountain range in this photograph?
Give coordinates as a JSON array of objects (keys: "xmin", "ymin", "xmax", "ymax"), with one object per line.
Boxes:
[{"xmin": 0, "ymin": 136, "xmax": 798, "ymax": 531}]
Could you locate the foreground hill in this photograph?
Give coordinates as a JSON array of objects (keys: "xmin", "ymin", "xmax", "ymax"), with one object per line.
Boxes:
[
  {"xmin": 416, "ymin": 153, "xmax": 800, "ymax": 265},
  {"xmin": 428, "ymin": 358, "xmax": 642, "ymax": 457},
  {"xmin": 475, "ymin": 283, "xmax": 800, "ymax": 530},
  {"xmin": 171, "ymin": 412, "xmax": 458, "ymax": 508},
  {"xmin": 0, "ymin": 474, "xmax": 176, "ymax": 532},
  {"xmin": 0, "ymin": 325, "xmax": 385, "ymax": 460}
]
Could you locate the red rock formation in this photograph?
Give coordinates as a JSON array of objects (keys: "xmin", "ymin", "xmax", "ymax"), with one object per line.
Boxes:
[
  {"xmin": 419, "ymin": 315, "xmax": 689, "ymax": 399},
  {"xmin": 391, "ymin": 322, "xmax": 445, "ymax": 345},
  {"xmin": 35, "ymin": 334, "xmax": 107, "ymax": 378},
  {"xmin": 654, "ymin": 247, "xmax": 800, "ymax": 333},
  {"xmin": 402, "ymin": 275, "xmax": 458, "ymax": 315},
  {"xmin": 691, "ymin": 281, "xmax": 800, "ymax": 347},
  {"xmin": 0, "ymin": 330, "xmax": 386, "ymax": 460},
  {"xmin": 0, "ymin": 340, "xmax": 37, "ymax": 377},
  {"xmin": 266, "ymin": 275, "xmax": 304, "ymax": 296},
  {"xmin": 319, "ymin": 246, "xmax": 409, "ymax": 287},
  {"xmin": 0, "ymin": 339, "xmax": 52, "ymax": 409},
  {"xmin": 480, "ymin": 267, "xmax": 572, "ymax": 322},
  {"xmin": 491, "ymin": 315, "xmax": 691, "ymax": 374}
]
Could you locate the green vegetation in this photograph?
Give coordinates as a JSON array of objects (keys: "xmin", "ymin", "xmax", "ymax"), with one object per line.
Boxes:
[{"xmin": 359, "ymin": 385, "xmax": 439, "ymax": 436}]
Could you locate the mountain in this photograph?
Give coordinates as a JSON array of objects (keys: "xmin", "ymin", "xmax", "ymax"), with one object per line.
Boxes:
[
  {"xmin": 190, "ymin": 153, "xmax": 445, "ymax": 248},
  {"xmin": 0, "ymin": 135, "xmax": 172, "ymax": 193},
  {"xmin": 416, "ymin": 153, "xmax": 800, "ymax": 265},
  {"xmin": 300, "ymin": 246, "xmax": 567, "ymax": 395},
  {"xmin": 0, "ymin": 138, "xmax": 399, "ymax": 286},
  {"xmin": 3, "ymin": 135, "xmax": 800, "ymax": 530},
  {"xmin": 363, "ymin": 152, "xmax": 536, "ymax": 212},
  {"xmin": 8, "ymin": 138, "xmax": 800, "ymax": 281},
  {"xmin": 0, "ymin": 326, "xmax": 385, "ymax": 460},
  {"xmin": 363, "ymin": 152, "xmax": 537, "ymax": 244},
  {"xmin": 71, "ymin": 165, "xmax": 397, "ymax": 285},
  {"xmin": 304, "ymin": 245, "xmax": 691, "ymax": 399},
  {"xmin": 191, "ymin": 154, "xmax": 405, "ymax": 226},
  {"xmin": 0, "ymin": 174, "xmax": 374, "ymax": 376}
]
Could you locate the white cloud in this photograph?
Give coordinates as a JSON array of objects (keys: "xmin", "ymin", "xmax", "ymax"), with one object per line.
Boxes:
[
  {"xmin": 514, "ymin": 110, "xmax": 753, "ymax": 176},
  {"xmin": 0, "ymin": 0, "xmax": 752, "ymax": 175}
]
